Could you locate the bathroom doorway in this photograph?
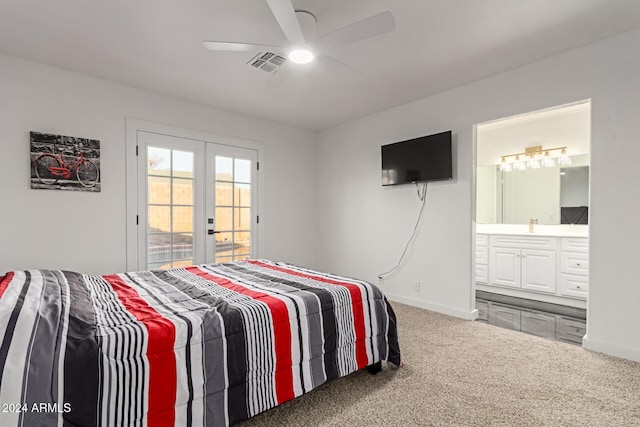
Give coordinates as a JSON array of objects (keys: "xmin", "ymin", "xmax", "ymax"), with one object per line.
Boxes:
[{"xmin": 473, "ymin": 100, "xmax": 591, "ymax": 345}]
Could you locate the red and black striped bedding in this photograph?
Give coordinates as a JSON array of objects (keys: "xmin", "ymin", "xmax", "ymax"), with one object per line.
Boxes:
[{"xmin": 0, "ymin": 259, "xmax": 400, "ymax": 426}]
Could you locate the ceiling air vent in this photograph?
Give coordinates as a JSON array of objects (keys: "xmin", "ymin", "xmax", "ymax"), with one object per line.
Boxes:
[{"xmin": 248, "ymin": 52, "xmax": 287, "ymax": 74}]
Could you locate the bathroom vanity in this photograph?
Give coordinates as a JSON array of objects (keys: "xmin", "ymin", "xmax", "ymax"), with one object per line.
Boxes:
[{"xmin": 475, "ymin": 224, "xmax": 588, "ymax": 309}]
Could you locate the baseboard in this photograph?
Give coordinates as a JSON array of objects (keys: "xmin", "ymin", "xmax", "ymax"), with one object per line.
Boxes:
[
  {"xmin": 384, "ymin": 292, "xmax": 477, "ymax": 320},
  {"xmin": 582, "ymin": 335, "xmax": 640, "ymax": 363}
]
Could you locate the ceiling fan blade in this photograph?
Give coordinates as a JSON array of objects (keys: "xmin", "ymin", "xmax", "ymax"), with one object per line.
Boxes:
[
  {"xmin": 265, "ymin": 0, "xmax": 305, "ymax": 45},
  {"xmin": 316, "ymin": 54, "xmax": 361, "ymax": 83},
  {"xmin": 312, "ymin": 10, "xmax": 395, "ymax": 52},
  {"xmin": 203, "ymin": 41, "xmax": 281, "ymax": 52}
]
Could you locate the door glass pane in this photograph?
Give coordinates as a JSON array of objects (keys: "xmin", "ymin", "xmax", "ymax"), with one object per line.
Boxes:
[
  {"xmin": 234, "ymin": 159, "xmax": 251, "ymax": 183},
  {"xmin": 172, "ymin": 259, "xmax": 194, "ymax": 268},
  {"xmin": 147, "ymin": 145, "xmax": 195, "ymax": 269},
  {"xmin": 173, "ymin": 206, "xmax": 193, "ymax": 233},
  {"xmin": 215, "ymin": 231, "xmax": 234, "ymax": 258},
  {"xmin": 215, "ymin": 156, "xmax": 233, "ymax": 180},
  {"xmin": 173, "ymin": 178, "xmax": 193, "ymax": 205},
  {"xmin": 173, "ymin": 150, "xmax": 194, "ymax": 176},
  {"xmin": 148, "ymin": 206, "xmax": 170, "ymax": 233},
  {"xmin": 148, "ymin": 147, "xmax": 170, "ymax": 172},
  {"xmin": 215, "ymin": 207, "xmax": 233, "ymax": 230},
  {"xmin": 149, "ymin": 262, "xmax": 170, "ymax": 270},
  {"xmin": 216, "ymin": 182, "xmax": 233, "ymax": 206},
  {"xmin": 214, "ymin": 154, "xmax": 253, "ymax": 263},
  {"xmin": 235, "ymin": 183, "xmax": 251, "ymax": 207},
  {"xmin": 172, "ymin": 233, "xmax": 193, "ymax": 260},
  {"xmin": 234, "ymin": 208, "xmax": 251, "ymax": 230},
  {"xmin": 234, "ymin": 231, "xmax": 251, "ymax": 255},
  {"xmin": 148, "ymin": 233, "xmax": 171, "ymax": 263},
  {"xmin": 149, "ymin": 176, "xmax": 170, "ymax": 204}
]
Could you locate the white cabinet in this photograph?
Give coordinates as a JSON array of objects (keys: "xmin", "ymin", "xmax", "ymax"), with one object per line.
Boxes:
[
  {"xmin": 476, "ymin": 233, "xmax": 588, "ymax": 304},
  {"xmin": 521, "ymin": 249, "xmax": 557, "ymax": 293},
  {"xmin": 490, "ymin": 247, "xmax": 520, "ymax": 287},
  {"xmin": 475, "ymin": 234, "xmax": 489, "ymax": 284},
  {"xmin": 489, "ymin": 235, "xmax": 556, "ymax": 293},
  {"xmin": 559, "ymin": 237, "xmax": 589, "ymax": 298}
]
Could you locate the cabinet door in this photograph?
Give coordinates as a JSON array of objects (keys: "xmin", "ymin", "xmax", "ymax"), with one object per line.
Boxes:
[
  {"xmin": 476, "ymin": 300, "xmax": 489, "ymax": 322},
  {"xmin": 556, "ymin": 316, "xmax": 586, "ymax": 345},
  {"xmin": 488, "ymin": 303, "xmax": 521, "ymax": 330},
  {"xmin": 475, "ymin": 264, "xmax": 489, "ymax": 284},
  {"xmin": 489, "ymin": 247, "xmax": 521, "ymax": 288},
  {"xmin": 521, "ymin": 249, "xmax": 556, "ymax": 293},
  {"xmin": 521, "ymin": 310, "xmax": 556, "ymax": 339}
]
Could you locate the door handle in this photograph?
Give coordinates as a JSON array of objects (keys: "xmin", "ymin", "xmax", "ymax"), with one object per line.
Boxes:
[{"xmin": 208, "ymin": 230, "xmax": 221, "ymax": 235}]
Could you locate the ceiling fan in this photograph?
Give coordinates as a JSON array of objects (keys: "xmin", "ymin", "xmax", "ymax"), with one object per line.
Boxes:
[{"xmin": 203, "ymin": 0, "xmax": 395, "ymax": 84}]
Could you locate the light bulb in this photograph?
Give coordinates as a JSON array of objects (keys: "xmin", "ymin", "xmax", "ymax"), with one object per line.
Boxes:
[
  {"xmin": 513, "ymin": 155, "xmax": 526, "ymax": 171},
  {"xmin": 499, "ymin": 157, "xmax": 512, "ymax": 172},
  {"xmin": 288, "ymin": 48, "xmax": 314, "ymax": 64},
  {"xmin": 542, "ymin": 151, "xmax": 555, "ymax": 167},
  {"xmin": 558, "ymin": 148, "xmax": 572, "ymax": 166},
  {"xmin": 527, "ymin": 156, "xmax": 540, "ymax": 169}
]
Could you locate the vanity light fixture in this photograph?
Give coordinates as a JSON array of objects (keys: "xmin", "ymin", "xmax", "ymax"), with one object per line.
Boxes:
[
  {"xmin": 558, "ymin": 148, "xmax": 572, "ymax": 166},
  {"xmin": 512, "ymin": 155, "xmax": 526, "ymax": 171},
  {"xmin": 499, "ymin": 156, "xmax": 512, "ymax": 172},
  {"xmin": 527, "ymin": 156, "xmax": 541, "ymax": 169},
  {"xmin": 541, "ymin": 151, "xmax": 555, "ymax": 167},
  {"xmin": 499, "ymin": 145, "xmax": 569, "ymax": 172}
]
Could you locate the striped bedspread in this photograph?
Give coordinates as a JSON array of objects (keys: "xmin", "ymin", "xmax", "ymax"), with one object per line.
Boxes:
[{"xmin": 0, "ymin": 259, "xmax": 400, "ymax": 426}]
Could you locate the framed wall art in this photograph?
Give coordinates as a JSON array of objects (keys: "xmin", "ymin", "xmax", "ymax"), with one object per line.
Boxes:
[{"xmin": 30, "ymin": 131, "xmax": 101, "ymax": 192}]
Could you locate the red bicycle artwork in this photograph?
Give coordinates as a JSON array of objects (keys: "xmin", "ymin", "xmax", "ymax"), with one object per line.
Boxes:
[{"xmin": 31, "ymin": 132, "xmax": 100, "ymax": 191}]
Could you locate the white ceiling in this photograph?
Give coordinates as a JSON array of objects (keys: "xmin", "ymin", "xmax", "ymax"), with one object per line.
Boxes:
[{"xmin": 1, "ymin": 0, "xmax": 639, "ymax": 131}]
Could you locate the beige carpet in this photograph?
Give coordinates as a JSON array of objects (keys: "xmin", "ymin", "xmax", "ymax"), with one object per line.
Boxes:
[{"xmin": 239, "ymin": 302, "xmax": 640, "ymax": 426}]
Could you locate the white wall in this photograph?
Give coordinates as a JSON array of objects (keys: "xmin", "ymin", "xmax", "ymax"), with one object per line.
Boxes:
[
  {"xmin": 316, "ymin": 29, "xmax": 640, "ymax": 362},
  {"xmin": 0, "ymin": 54, "xmax": 318, "ymax": 274}
]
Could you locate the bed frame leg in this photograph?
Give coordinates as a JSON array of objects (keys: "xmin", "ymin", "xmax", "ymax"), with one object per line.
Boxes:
[{"xmin": 367, "ymin": 361, "xmax": 382, "ymax": 375}]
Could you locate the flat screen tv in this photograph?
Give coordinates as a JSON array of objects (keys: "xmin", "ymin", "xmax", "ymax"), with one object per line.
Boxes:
[{"xmin": 381, "ymin": 130, "xmax": 453, "ymax": 186}]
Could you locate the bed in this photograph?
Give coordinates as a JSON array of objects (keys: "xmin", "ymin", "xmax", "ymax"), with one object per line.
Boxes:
[{"xmin": 0, "ymin": 259, "xmax": 400, "ymax": 426}]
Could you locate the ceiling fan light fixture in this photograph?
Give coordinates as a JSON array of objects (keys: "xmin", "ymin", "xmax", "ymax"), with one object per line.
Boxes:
[{"xmin": 288, "ymin": 48, "xmax": 314, "ymax": 64}]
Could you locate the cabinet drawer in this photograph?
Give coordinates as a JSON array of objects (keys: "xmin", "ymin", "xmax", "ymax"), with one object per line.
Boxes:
[
  {"xmin": 559, "ymin": 274, "xmax": 589, "ymax": 299},
  {"xmin": 490, "ymin": 235, "xmax": 557, "ymax": 250},
  {"xmin": 488, "ymin": 303, "xmax": 521, "ymax": 331},
  {"xmin": 476, "ymin": 246, "xmax": 489, "ymax": 264},
  {"xmin": 560, "ymin": 238, "xmax": 588, "ymax": 253},
  {"xmin": 556, "ymin": 316, "xmax": 586, "ymax": 344},
  {"xmin": 560, "ymin": 252, "xmax": 589, "ymax": 276},
  {"xmin": 520, "ymin": 310, "xmax": 556, "ymax": 339},
  {"xmin": 475, "ymin": 264, "xmax": 488, "ymax": 284},
  {"xmin": 476, "ymin": 234, "xmax": 488, "ymax": 246},
  {"xmin": 476, "ymin": 300, "xmax": 488, "ymax": 321}
]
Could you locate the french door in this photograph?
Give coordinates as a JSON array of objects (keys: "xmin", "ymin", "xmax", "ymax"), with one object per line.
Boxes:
[
  {"xmin": 137, "ymin": 131, "xmax": 258, "ymax": 270},
  {"xmin": 205, "ymin": 144, "xmax": 258, "ymax": 264}
]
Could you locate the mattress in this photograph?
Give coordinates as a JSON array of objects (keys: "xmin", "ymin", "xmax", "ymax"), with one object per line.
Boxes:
[{"xmin": 0, "ymin": 259, "xmax": 400, "ymax": 426}]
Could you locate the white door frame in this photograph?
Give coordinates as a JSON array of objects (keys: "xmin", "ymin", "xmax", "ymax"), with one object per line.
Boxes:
[{"xmin": 125, "ymin": 118, "xmax": 263, "ymax": 271}]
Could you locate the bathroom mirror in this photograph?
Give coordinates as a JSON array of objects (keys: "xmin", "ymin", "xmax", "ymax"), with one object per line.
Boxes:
[{"xmin": 476, "ymin": 154, "xmax": 589, "ymax": 225}]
